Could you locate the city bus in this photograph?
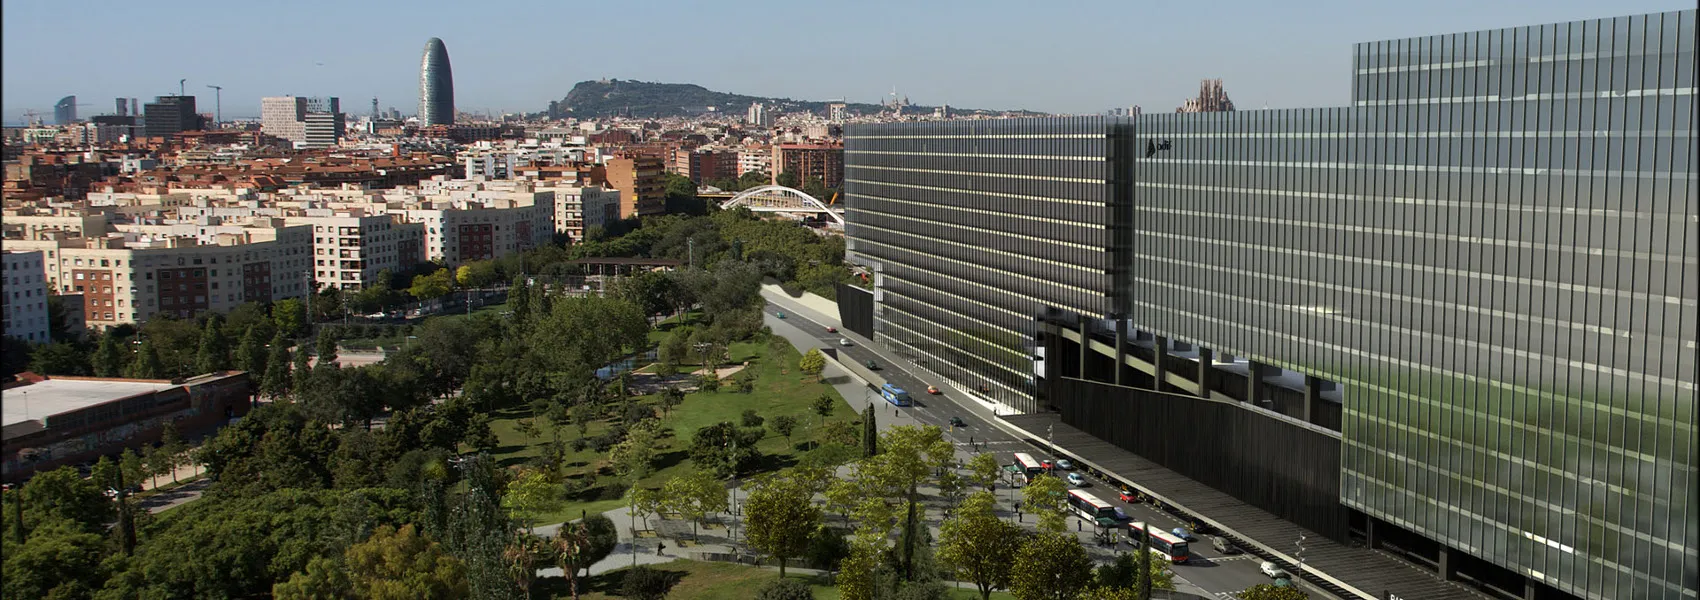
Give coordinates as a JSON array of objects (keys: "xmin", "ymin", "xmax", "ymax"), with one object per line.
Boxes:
[
  {"xmin": 1066, "ymin": 489, "xmax": 1118, "ymax": 522},
  {"xmin": 1126, "ymin": 522, "xmax": 1192, "ymax": 564},
  {"xmin": 881, "ymin": 383, "xmax": 912, "ymax": 407},
  {"xmin": 1012, "ymin": 453, "xmax": 1047, "ymax": 481}
]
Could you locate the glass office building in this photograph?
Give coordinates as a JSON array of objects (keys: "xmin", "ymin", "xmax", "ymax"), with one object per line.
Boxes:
[
  {"xmin": 846, "ymin": 9, "xmax": 1695, "ymax": 600},
  {"xmin": 844, "ymin": 117, "xmax": 1121, "ymax": 412},
  {"xmin": 419, "ymin": 37, "xmax": 455, "ymax": 126}
]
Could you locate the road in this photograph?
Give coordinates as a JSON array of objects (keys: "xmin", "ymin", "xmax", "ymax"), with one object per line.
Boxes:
[
  {"xmin": 137, "ymin": 477, "xmax": 210, "ymax": 514},
  {"xmin": 762, "ymin": 299, "xmax": 1328, "ymax": 600}
]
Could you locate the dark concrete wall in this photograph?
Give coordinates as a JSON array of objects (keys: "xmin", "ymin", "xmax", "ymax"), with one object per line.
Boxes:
[
  {"xmin": 836, "ymin": 283, "xmax": 874, "ymax": 339},
  {"xmin": 1048, "ymin": 376, "xmax": 1349, "ymax": 542}
]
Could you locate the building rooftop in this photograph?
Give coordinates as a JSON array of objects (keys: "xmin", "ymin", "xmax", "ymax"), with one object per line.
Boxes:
[{"xmin": 2, "ymin": 378, "xmax": 179, "ymax": 428}]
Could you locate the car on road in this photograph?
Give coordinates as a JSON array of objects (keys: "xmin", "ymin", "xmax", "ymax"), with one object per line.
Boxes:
[
  {"xmin": 776, "ymin": 312, "xmax": 785, "ymax": 319},
  {"xmin": 1065, "ymin": 473, "xmax": 1087, "ymax": 487},
  {"xmin": 840, "ymin": 339, "xmax": 853, "ymax": 347},
  {"xmin": 826, "ymin": 326, "xmax": 837, "ymax": 333},
  {"xmin": 1055, "ymin": 459, "xmax": 1075, "ymax": 471},
  {"xmin": 926, "ymin": 385, "xmax": 940, "ymax": 395},
  {"xmin": 948, "ymin": 416, "xmax": 967, "ymax": 428},
  {"xmin": 1118, "ymin": 489, "xmax": 1138, "ymax": 503},
  {"xmin": 1040, "ymin": 459, "xmax": 1054, "ymax": 471},
  {"xmin": 1112, "ymin": 507, "xmax": 1131, "ymax": 522},
  {"xmin": 865, "ymin": 360, "xmax": 880, "ymax": 370},
  {"xmin": 1171, "ymin": 527, "xmax": 1197, "ymax": 542},
  {"xmin": 1260, "ymin": 561, "xmax": 1291, "ymax": 579},
  {"xmin": 1211, "ymin": 536, "xmax": 1240, "ymax": 555}
]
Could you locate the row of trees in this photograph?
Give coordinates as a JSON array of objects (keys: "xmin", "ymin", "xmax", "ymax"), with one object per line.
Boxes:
[{"xmin": 715, "ymin": 423, "xmax": 1184, "ymax": 600}]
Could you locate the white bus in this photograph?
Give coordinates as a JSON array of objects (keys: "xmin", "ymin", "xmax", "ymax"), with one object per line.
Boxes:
[
  {"xmin": 1126, "ymin": 522, "xmax": 1192, "ymax": 564},
  {"xmin": 1066, "ymin": 489, "xmax": 1118, "ymax": 522},
  {"xmin": 1012, "ymin": 453, "xmax": 1047, "ymax": 482}
]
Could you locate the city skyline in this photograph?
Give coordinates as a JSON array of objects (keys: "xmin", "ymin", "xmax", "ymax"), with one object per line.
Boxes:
[{"xmin": 1, "ymin": 0, "xmax": 1689, "ymax": 124}]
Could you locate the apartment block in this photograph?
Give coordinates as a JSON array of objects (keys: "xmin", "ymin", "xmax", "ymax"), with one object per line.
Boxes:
[
  {"xmin": 772, "ymin": 143, "xmax": 843, "ymax": 188},
  {"xmin": 601, "ymin": 155, "xmax": 665, "ymax": 218},
  {"xmin": 391, "ymin": 197, "xmax": 553, "ymax": 266},
  {"xmin": 670, "ymin": 148, "xmax": 738, "ymax": 184},
  {"xmin": 285, "ymin": 213, "xmax": 424, "ymax": 291},
  {"xmin": 737, "ymin": 150, "xmax": 772, "ymax": 177},
  {"xmin": 4, "ymin": 251, "xmax": 51, "ymax": 343},
  {"xmin": 260, "ymin": 96, "xmax": 345, "ymax": 149},
  {"xmin": 3, "ymin": 224, "xmax": 313, "ymax": 327},
  {"xmin": 537, "ymin": 183, "xmax": 614, "ymax": 242}
]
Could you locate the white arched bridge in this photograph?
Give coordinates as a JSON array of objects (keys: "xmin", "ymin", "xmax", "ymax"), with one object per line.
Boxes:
[{"xmin": 718, "ymin": 185, "xmax": 845, "ymax": 226}]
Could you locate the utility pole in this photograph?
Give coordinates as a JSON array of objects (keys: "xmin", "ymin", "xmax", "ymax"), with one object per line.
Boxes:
[{"xmin": 205, "ymin": 85, "xmax": 222, "ymax": 125}]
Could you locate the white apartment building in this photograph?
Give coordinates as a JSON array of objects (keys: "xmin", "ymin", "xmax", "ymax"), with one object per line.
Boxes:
[
  {"xmin": 284, "ymin": 212, "xmax": 424, "ymax": 291},
  {"xmin": 459, "ymin": 145, "xmax": 591, "ymax": 180},
  {"xmin": 1, "ymin": 212, "xmax": 112, "ymax": 241},
  {"xmin": 390, "ymin": 196, "xmax": 554, "ymax": 266},
  {"xmin": 4, "ymin": 251, "xmax": 51, "ymax": 344},
  {"xmin": 737, "ymin": 150, "xmax": 772, "ymax": 176},
  {"xmin": 536, "ymin": 184, "xmax": 614, "ymax": 243},
  {"xmin": 261, "ymin": 96, "xmax": 344, "ymax": 148},
  {"xmin": 2, "ymin": 225, "xmax": 313, "ymax": 328}
]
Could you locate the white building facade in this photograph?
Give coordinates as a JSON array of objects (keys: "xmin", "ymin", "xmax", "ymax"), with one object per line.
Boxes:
[{"xmin": 3, "ymin": 251, "xmax": 51, "ymax": 344}]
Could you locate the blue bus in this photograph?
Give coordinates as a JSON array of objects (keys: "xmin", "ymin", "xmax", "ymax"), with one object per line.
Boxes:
[{"xmin": 881, "ymin": 383, "xmax": 912, "ymax": 407}]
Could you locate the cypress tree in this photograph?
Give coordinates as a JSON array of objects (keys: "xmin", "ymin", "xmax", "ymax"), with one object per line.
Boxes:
[
  {"xmin": 509, "ymin": 274, "xmax": 531, "ymax": 323},
  {"xmin": 128, "ymin": 339, "xmax": 162, "ymax": 379},
  {"xmin": 261, "ymin": 331, "xmax": 292, "ymax": 399},
  {"xmin": 92, "ymin": 332, "xmax": 125, "ymax": 377},
  {"xmin": 862, "ymin": 404, "xmax": 878, "ymax": 457},
  {"xmin": 314, "ymin": 327, "xmax": 339, "ymax": 367},
  {"xmin": 292, "ymin": 347, "xmax": 312, "ymax": 396},
  {"xmin": 193, "ymin": 314, "xmax": 228, "ymax": 374},
  {"xmin": 1135, "ymin": 523, "xmax": 1153, "ymax": 599},
  {"xmin": 235, "ymin": 325, "xmax": 266, "ymax": 374}
]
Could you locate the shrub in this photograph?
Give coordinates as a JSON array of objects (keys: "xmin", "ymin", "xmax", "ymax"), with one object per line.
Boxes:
[
  {"xmin": 753, "ymin": 577, "xmax": 813, "ymax": 600},
  {"xmin": 621, "ymin": 565, "xmax": 675, "ymax": 600},
  {"xmin": 740, "ymin": 409, "xmax": 765, "ymax": 428}
]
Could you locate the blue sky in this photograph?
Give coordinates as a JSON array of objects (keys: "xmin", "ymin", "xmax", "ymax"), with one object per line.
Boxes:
[{"xmin": 1, "ymin": 0, "xmax": 1687, "ymax": 123}]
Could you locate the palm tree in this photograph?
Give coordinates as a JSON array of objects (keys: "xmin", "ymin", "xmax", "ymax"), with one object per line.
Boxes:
[
  {"xmin": 553, "ymin": 522, "xmax": 592, "ymax": 600},
  {"xmin": 504, "ymin": 532, "xmax": 552, "ymax": 596}
]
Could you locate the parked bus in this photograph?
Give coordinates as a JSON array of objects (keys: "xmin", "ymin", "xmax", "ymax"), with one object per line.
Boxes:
[
  {"xmin": 881, "ymin": 383, "xmax": 912, "ymax": 407},
  {"xmin": 1126, "ymin": 522, "xmax": 1192, "ymax": 563},
  {"xmin": 1012, "ymin": 453, "xmax": 1047, "ymax": 481},
  {"xmin": 1066, "ymin": 489, "xmax": 1118, "ymax": 522}
]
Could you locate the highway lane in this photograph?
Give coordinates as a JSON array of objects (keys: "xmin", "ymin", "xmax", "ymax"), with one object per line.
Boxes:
[{"xmin": 761, "ymin": 301, "xmax": 1317, "ymax": 599}]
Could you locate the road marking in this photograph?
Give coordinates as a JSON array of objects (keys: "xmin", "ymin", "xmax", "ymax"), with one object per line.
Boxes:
[{"xmin": 1206, "ymin": 554, "xmax": 1259, "ymax": 562}]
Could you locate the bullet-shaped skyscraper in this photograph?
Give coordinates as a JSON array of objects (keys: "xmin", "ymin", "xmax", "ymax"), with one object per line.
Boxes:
[{"xmin": 419, "ymin": 37, "xmax": 455, "ymax": 126}]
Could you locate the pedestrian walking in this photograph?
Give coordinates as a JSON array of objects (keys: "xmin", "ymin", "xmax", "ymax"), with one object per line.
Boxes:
[{"xmin": 657, "ymin": 541, "xmax": 666, "ymax": 556}]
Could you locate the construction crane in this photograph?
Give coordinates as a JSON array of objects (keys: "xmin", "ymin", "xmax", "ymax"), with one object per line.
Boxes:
[
  {"xmin": 206, "ymin": 85, "xmax": 223, "ymax": 125},
  {"xmin": 21, "ymin": 109, "xmax": 43, "ymax": 126}
]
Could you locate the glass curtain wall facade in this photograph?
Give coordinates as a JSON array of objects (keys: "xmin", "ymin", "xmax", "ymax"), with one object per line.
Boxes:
[
  {"xmin": 419, "ymin": 38, "xmax": 455, "ymax": 126},
  {"xmin": 843, "ymin": 118, "xmax": 1120, "ymax": 412},
  {"xmin": 843, "ymin": 10, "xmax": 1694, "ymax": 600},
  {"xmin": 1129, "ymin": 11, "xmax": 1695, "ymax": 600}
]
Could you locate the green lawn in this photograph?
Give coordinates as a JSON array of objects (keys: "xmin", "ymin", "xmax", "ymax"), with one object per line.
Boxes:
[
  {"xmin": 482, "ymin": 326, "xmax": 858, "ymax": 527},
  {"xmin": 559, "ymin": 560, "xmax": 1015, "ymax": 600}
]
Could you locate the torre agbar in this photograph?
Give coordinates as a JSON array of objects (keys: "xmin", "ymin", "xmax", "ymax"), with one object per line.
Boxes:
[{"xmin": 843, "ymin": 9, "xmax": 1695, "ymax": 600}]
